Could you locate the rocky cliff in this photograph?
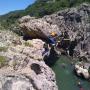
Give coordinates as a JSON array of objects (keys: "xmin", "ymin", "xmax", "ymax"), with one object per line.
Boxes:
[
  {"xmin": 19, "ymin": 15, "xmax": 60, "ymax": 39},
  {"xmin": 0, "ymin": 30, "xmax": 58, "ymax": 90},
  {"xmin": 19, "ymin": 3, "xmax": 90, "ymax": 62}
]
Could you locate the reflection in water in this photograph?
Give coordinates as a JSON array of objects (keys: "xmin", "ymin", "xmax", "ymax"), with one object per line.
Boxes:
[
  {"xmin": 44, "ymin": 47, "xmax": 59, "ymax": 67},
  {"xmin": 65, "ymin": 70, "xmax": 70, "ymax": 75}
]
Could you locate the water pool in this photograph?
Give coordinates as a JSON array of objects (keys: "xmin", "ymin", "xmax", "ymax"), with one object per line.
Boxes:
[{"xmin": 52, "ymin": 56, "xmax": 90, "ymax": 90}]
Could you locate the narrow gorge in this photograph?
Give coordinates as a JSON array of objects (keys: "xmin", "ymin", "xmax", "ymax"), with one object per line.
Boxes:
[{"xmin": 0, "ymin": 2, "xmax": 90, "ymax": 90}]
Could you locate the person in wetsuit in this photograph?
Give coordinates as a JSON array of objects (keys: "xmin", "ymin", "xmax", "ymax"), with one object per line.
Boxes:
[{"xmin": 48, "ymin": 31, "xmax": 58, "ymax": 46}]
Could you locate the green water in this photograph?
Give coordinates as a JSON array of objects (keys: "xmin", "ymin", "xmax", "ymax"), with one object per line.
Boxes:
[{"xmin": 52, "ymin": 56, "xmax": 90, "ymax": 90}]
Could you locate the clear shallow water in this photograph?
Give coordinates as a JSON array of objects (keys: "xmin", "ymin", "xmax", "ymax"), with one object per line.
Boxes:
[{"xmin": 52, "ymin": 56, "xmax": 90, "ymax": 90}]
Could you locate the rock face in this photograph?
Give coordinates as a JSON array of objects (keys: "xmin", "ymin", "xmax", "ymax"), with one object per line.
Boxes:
[
  {"xmin": 0, "ymin": 30, "xmax": 22, "ymax": 47},
  {"xmin": 19, "ymin": 15, "xmax": 60, "ymax": 39},
  {"xmin": 0, "ymin": 31, "xmax": 58, "ymax": 90},
  {"xmin": 43, "ymin": 3, "xmax": 90, "ymax": 61},
  {"xmin": 19, "ymin": 3, "xmax": 90, "ymax": 61}
]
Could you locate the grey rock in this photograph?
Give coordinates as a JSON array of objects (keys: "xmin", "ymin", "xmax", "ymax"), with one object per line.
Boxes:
[
  {"xmin": 0, "ymin": 31, "xmax": 58, "ymax": 90},
  {"xmin": 19, "ymin": 3, "xmax": 90, "ymax": 61},
  {"xmin": 19, "ymin": 16, "xmax": 60, "ymax": 39},
  {"xmin": 75, "ymin": 62, "xmax": 90, "ymax": 79},
  {"xmin": 44, "ymin": 3, "xmax": 90, "ymax": 61}
]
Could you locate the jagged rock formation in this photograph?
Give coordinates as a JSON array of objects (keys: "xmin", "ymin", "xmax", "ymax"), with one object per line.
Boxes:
[
  {"xmin": 19, "ymin": 15, "xmax": 60, "ymax": 39},
  {"xmin": 43, "ymin": 3, "xmax": 90, "ymax": 61},
  {"xmin": 19, "ymin": 3, "xmax": 90, "ymax": 62},
  {"xmin": 0, "ymin": 31, "xmax": 58, "ymax": 90}
]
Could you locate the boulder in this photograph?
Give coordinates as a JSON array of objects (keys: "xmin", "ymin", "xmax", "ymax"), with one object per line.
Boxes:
[
  {"xmin": 19, "ymin": 16, "xmax": 60, "ymax": 39},
  {"xmin": 0, "ymin": 60, "xmax": 58, "ymax": 90},
  {"xmin": 75, "ymin": 62, "xmax": 90, "ymax": 79}
]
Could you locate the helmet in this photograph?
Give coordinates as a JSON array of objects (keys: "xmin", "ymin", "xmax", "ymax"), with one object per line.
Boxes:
[{"xmin": 51, "ymin": 32, "xmax": 57, "ymax": 36}]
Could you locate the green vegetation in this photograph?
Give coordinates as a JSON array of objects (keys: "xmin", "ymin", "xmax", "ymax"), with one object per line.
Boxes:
[
  {"xmin": 0, "ymin": 47, "xmax": 8, "ymax": 52},
  {"xmin": 0, "ymin": 56, "xmax": 7, "ymax": 67},
  {"xmin": 24, "ymin": 41, "xmax": 33, "ymax": 47},
  {"xmin": 0, "ymin": 0, "xmax": 90, "ymax": 30},
  {"xmin": 0, "ymin": 10, "xmax": 24, "ymax": 29}
]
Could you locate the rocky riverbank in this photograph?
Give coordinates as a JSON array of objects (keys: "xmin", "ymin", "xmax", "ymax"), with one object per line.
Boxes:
[
  {"xmin": 0, "ymin": 30, "xmax": 58, "ymax": 90},
  {"xmin": 75, "ymin": 62, "xmax": 90, "ymax": 79},
  {"xmin": 0, "ymin": 3, "xmax": 90, "ymax": 90}
]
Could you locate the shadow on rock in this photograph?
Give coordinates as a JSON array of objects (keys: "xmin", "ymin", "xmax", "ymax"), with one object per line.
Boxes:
[{"xmin": 44, "ymin": 47, "xmax": 59, "ymax": 67}]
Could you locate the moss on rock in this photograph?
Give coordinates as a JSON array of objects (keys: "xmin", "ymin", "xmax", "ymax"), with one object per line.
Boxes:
[
  {"xmin": 0, "ymin": 47, "xmax": 8, "ymax": 52},
  {"xmin": 0, "ymin": 56, "xmax": 7, "ymax": 67}
]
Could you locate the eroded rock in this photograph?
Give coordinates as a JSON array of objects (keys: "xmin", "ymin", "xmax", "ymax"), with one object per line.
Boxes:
[
  {"xmin": 75, "ymin": 62, "xmax": 90, "ymax": 79},
  {"xmin": 0, "ymin": 31, "xmax": 58, "ymax": 90},
  {"xmin": 19, "ymin": 16, "xmax": 60, "ymax": 39}
]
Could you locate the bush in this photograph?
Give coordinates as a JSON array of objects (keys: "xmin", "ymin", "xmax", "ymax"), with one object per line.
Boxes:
[
  {"xmin": 24, "ymin": 41, "xmax": 33, "ymax": 47},
  {"xmin": 0, "ymin": 47, "xmax": 8, "ymax": 52},
  {"xmin": 0, "ymin": 56, "xmax": 7, "ymax": 67}
]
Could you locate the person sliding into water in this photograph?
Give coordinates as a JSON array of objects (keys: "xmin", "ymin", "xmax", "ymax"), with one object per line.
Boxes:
[{"xmin": 42, "ymin": 43, "xmax": 49, "ymax": 56}]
